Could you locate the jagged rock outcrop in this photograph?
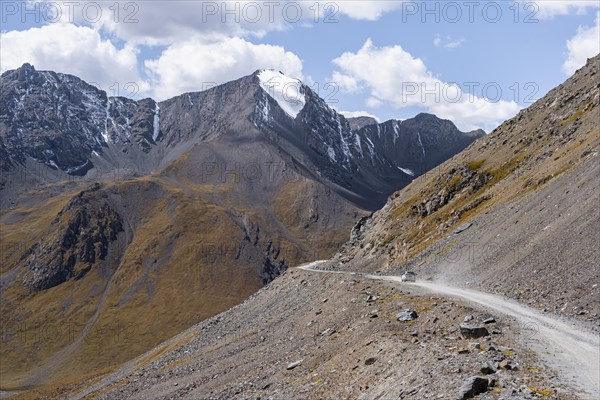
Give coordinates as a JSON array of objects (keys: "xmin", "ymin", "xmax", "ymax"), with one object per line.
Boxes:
[{"xmin": 22, "ymin": 184, "xmax": 123, "ymax": 290}]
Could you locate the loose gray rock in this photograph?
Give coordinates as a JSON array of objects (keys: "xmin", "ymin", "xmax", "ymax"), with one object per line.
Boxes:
[
  {"xmin": 321, "ymin": 327, "xmax": 336, "ymax": 336},
  {"xmin": 397, "ymin": 310, "xmax": 418, "ymax": 322},
  {"xmin": 286, "ymin": 360, "xmax": 302, "ymax": 370},
  {"xmin": 456, "ymin": 376, "xmax": 489, "ymax": 399},
  {"xmin": 499, "ymin": 359, "xmax": 515, "ymax": 370},
  {"xmin": 460, "ymin": 324, "xmax": 490, "ymax": 339},
  {"xmin": 364, "ymin": 357, "xmax": 377, "ymax": 365},
  {"xmin": 480, "ymin": 362, "xmax": 497, "ymax": 375},
  {"xmin": 454, "ymin": 222, "xmax": 472, "ymax": 234}
]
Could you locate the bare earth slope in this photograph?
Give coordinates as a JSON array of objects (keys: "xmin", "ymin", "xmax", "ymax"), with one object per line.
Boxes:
[
  {"xmin": 52, "ymin": 261, "xmax": 584, "ymax": 400},
  {"xmin": 306, "ymin": 263, "xmax": 600, "ymax": 396}
]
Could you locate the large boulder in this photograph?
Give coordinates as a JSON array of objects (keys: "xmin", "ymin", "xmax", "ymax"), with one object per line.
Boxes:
[
  {"xmin": 456, "ymin": 376, "xmax": 489, "ymax": 399},
  {"xmin": 459, "ymin": 324, "xmax": 490, "ymax": 339}
]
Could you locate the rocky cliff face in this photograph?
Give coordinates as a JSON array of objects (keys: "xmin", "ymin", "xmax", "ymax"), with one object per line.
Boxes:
[
  {"xmin": 22, "ymin": 184, "xmax": 124, "ymax": 290},
  {"xmin": 0, "ymin": 64, "xmax": 158, "ymax": 174},
  {"xmin": 346, "ymin": 116, "xmax": 378, "ymax": 131}
]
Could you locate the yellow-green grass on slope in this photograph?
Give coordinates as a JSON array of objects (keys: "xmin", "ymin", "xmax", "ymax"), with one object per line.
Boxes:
[{"xmin": 1, "ymin": 171, "xmax": 338, "ymax": 391}]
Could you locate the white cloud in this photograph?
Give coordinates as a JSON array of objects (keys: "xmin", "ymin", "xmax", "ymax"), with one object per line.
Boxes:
[
  {"xmin": 34, "ymin": 1, "xmax": 401, "ymax": 46},
  {"xmin": 145, "ymin": 36, "xmax": 304, "ymax": 100},
  {"xmin": 366, "ymin": 97, "xmax": 384, "ymax": 108},
  {"xmin": 562, "ymin": 12, "xmax": 600, "ymax": 75},
  {"xmin": 333, "ymin": 0, "xmax": 404, "ymax": 21},
  {"xmin": 331, "ymin": 71, "xmax": 360, "ymax": 92},
  {"xmin": 331, "ymin": 39, "xmax": 520, "ymax": 131},
  {"xmin": 0, "ymin": 23, "xmax": 148, "ymax": 93},
  {"xmin": 338, "ymin": 110, "xmax": 380, "ymax": 121},
  {"xmin": 530, "ymin": 1, "xmax": 600, "ymax": 19},
  {"xmin": 38, "ymin": 1, "xmax": 286, "ymax": 45},
  {"xmin": 433, "ymin": 34, "xmax": 465, "ymax": 49}
]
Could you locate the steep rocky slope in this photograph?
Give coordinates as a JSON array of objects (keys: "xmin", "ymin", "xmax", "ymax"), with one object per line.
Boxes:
[
  {"xmin": 335, "ymin": 55, "xmax": 600, "ymax": 326},
  {"xmin": 0, "ymin": 65, "xmax": 482, "ymax": 211}
]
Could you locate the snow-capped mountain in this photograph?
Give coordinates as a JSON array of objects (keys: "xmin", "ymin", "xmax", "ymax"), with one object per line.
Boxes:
[
  {"xmin": 0, "ymin": 64, "xmax": 483, "ymax": 208},
  {"xmin": 0, "ymin": 64, "xmax": 160, "ymax": 175},
  {"xmin": 247, "ymin": 69, "xmax": 485, "ymax": 208}
]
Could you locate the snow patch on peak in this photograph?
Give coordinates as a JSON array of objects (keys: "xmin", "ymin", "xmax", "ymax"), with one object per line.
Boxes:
[
  {"xmin": 398, "ymin": 167, "xmax": 415, "ymax": 176},
  {"xmin": 327, "ymin": 146, "xmax": 337, "ymax": 162},
  {"xmin": 257, "ymin": 70, "xmax": 306, "ymax": 119},
  {"xmin": 354, "ymin": 133, "xmax": 363, "ymax": 157},
  {"xmin": 153, "ymin": 103, "xmax": 160, "ymax": 142},
  {"xmin": 103, "ymin": 99, "xmax": 111, "ymax": 144},
  {"xmin": 416, "ymin": 130, "xmax": 426, "ymax": 157},
  {"xmin": 336, "ymin": 114, "xmax": 351, "ymax": 165},
  {"xmin": 392, "ymin": 120, "xmax": 400, "ymax": 144},
  {"xmin": 254, "ymin": 90, "xmax": 271, "ymax": 126}
]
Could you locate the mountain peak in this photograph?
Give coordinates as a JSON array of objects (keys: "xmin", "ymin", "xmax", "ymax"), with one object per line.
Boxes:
[
  {"xmin": 256, "ymin": 69, "xmax": 306, "ymax": 119},
  {"xmin": 20, "ymin": 62, "xmax": 35, "ymax": 72},
  {"xmin": 1, "ymin": 62, "xmax": 37, "ymax": 81},
  {"xmin": 414, "ymin": 112, "xmax": 443, "ymax": 121}
]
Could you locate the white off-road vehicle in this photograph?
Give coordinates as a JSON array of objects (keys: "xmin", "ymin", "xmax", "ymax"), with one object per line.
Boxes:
[{"xmin": 400, "ymin": 271, "xmax": 416, "ymax": 283}]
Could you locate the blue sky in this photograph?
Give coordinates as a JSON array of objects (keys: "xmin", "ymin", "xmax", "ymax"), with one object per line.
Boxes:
[{"xmin": 1, "ymin": 1, "xmax": 599, "ymax": 131}]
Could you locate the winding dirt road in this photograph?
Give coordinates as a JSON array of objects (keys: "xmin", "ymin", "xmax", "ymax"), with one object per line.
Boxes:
[{"xmin": 299, "ymin": 261, "xmax": 600, "ymax": 397}]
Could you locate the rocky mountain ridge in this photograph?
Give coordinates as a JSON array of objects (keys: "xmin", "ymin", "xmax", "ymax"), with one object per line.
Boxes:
[{"xmin": 1, "ymin": 64, "xmax": 483, "ymax": 210}]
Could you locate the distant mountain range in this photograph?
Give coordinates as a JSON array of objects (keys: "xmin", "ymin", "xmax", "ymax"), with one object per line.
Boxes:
[{"xmin": 0, "ymin": 63, "xmax": 483, "ymax": 209}]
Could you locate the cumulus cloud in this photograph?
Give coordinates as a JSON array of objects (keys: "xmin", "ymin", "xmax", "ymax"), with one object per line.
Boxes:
[
  {"xmin": 531, "ymin": 0, "xmax": 600, "ymax": 19},
  {"xmin": 433, "ymin": 34, "xmax": 465, "ymax": 49},
  {"xmin": 5, "ymin": 2, "xmax": 400, "ymax": 101},
  {"xmin": 145, "ymin": 36, "xmax": 304, "ymax": 100},
  {"xmin": 34, "ymin": 0, "xmax": 286, "ymax": 45},
  {"xmin": 0, "ymin": 22, "xmax": 148, "ymax": 93},
  {"xmin": 562, "ymin": 12, "xmax": 600, "ymax": 75},
  {"xmin": 331, "ymin": 39, "xmax": 520, "ymax": 131},
  {"xmin": 33, "ymin": 1, "xmax": 401, "ymax": 46},
  {"xmin": 331, "ymin": 71, "xmax": 360, "ymax": 92}
]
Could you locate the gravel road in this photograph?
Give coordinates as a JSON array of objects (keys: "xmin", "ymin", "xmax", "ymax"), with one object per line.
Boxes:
[{"xmin": 300, "ymin": 261, "xmax": 600, "ymax": 397}]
